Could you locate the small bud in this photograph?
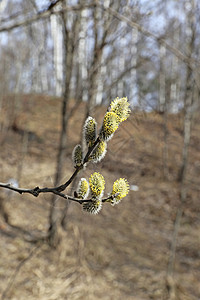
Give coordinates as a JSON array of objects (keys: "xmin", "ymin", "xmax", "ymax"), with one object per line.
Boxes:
[
  {"xmin": 110, "ymin": 178, "xmax": 129, "ymax": 205},
  {"xmin": 100, "ymin": 112, "xmax": 120, "ymax": 141},
  {"xmin": 72, "ymin": 144, "xmax": 83, "ymax": 167},
  {"xmin": 83, "ymin": 198, "xmax": 102, "ymax": 214},
  {"xmin": 83, "ymin": 116, "xmax": 97, "ymax": 147},
  {"xmin": 76, "ymin": 178, "xmax": 89, "ymax": 199},
  {"xmin": 110, "ymin": 97, "xmax": 131, "ymax": 122},
  {"xmin": 90, "ymin": 141, "xmax": 107, "ymax": 163},
  {"xmin": 89, "ymin": 172, "xmax": 105, "ymax": 198}
]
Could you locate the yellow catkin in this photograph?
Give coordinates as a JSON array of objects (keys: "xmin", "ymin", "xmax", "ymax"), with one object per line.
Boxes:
[
  {"xmin": 90, "ymin": 141, "xmax": 107, "ymax": 163},
  {"xmin": 77, "ymin": 178, "xmax": 89, "ymax": 199},
  {"xmin": 111, "ymin": 178, "xmax": 129, "ymax": 205},
  {"xmin": 101, "ymin": 111, "xmax": 120, "ymax": 141},
  {"xmin": 82, "ymin": 199, "xmax": 102, "ymax": 214},
  {"xmin": 110, "ymin": 97, "xmax": 131, "ymax": 122},
  {"xmin": 83, "ymin": 116, "xmax": 97, "ymax": 147},
  {"xmin": 89, "ymin": 172, "xmax": 105, "ymax": 197},
  {"xmin": 72, "ymin": 144, "xmax": 83, "ymax": 167}
]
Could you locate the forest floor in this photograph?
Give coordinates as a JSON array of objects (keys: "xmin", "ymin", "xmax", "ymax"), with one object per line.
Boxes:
[{"xmin": 0, "ymin": 94, "xmax": 200, "ymax": 300}]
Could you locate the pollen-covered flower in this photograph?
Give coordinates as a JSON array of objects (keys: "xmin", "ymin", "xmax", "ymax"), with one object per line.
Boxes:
[
  {"xmin": 90, "ymin": 140, "xmax": 107, "ymax": 163},
  {"xmin": 89, "ymin": 172, "xmax": 105, "ymax": 198},
  {"xmin": 83, "ymin": 116, "xmax": 97, "ymax": 147},
  {"xmin": 110, "ymin": 178, "xmax": 129, "ymax": 205},
  {"xmin": 72, "ymin": 144, "xmax": 83, "ymax": 167},
  {"xmin": 100, "ymin": 111, "xmax": 120, "ymax": 141},
  {"xmin": 82, "ymin": 198, "xmax": 102, "ymax": 214},
  {"xmin": 77, "ymin": 178, "xmax": 89, "ymax": 199},
  {"xmin": 110, "ymin": 97, "xmax": 131, "ymax": 122}
]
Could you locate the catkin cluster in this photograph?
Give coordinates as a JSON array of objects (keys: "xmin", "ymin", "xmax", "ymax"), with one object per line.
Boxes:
[{"xmin": 72, "ymin": 97, "xmax": 131, "ymax": 214}]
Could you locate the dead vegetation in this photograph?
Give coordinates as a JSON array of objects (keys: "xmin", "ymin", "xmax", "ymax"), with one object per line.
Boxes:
[{"xmin": 0, "ymin": 95, "xmax": 200, "ymax": 300}]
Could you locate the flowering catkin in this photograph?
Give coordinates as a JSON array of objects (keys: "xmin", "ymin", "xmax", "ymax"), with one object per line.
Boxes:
[
  {"xmin": 110, "ymin": 97, "xmax": 131, "ymax": 122},
  {"xmin": 89, "ymin": 172, "xmax": 105, "ymax": 198},
  {"xmin": 90, "ymin": 140, "xmax": 107, "ymax": 163},
  {"xmin": 83, "ymin": 116, "xmax": 97, "ymax": 147},
  {"xmin": 110, "ymin": 178, "xmax": 129, "ymax": 205},
  {"xmin": 82, "ymin": 198, "xmax": 102, "ymax": 214},
  {"xmin": 77, "ymin": 178, "xmax": 89, "ymax": 199},
  {"xmin": 100, "ymin": 111, "xmax": 120, "ymax": 141},
  {"xmin": 72, "ymin": 144, "xmax": 83, "ymax": 167}
]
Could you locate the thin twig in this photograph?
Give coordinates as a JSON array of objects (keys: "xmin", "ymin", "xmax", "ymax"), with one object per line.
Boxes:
[
  {"xmin": 0, "ymin": 182, "xmax": 116, "ymax": 205},
  {"xmin": 95, "ymin": 0, "xmax": 200, "ymax": 90},
  {"xmin": 0, "ymin": 3, "xmax": 95, "ymax": 33},
  {"xmin": 0, "ymin": 137, "xmax": 101, "ymax": 200},
  {"xmin": 0, "ymin": 0, "xmax": 199, "ymax": 79}
]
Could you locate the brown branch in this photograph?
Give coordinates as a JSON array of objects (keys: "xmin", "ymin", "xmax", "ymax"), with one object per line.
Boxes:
[
  {"xmin": 55, "ymin": 136, "xmax": 100, "ymax": 192},
  {"xmin": 52, "ymin": 190, "xmax": 117, "ymax": 204},
  {"xmin": 0, "ymin": 137, "xmax": 101, "ymax": 198},
  {"xmin": 0, "ymin": 181, "xmax": 116, "ymax": 205}
]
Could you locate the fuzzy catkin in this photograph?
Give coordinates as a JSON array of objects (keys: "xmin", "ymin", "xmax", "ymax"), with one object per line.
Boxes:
[
  {"xmin": 77, "ymin": 178, "xmax": 89, "ymax": 199},
  {"xmin": 83, "ymin": 198, "xmax": 102, "ymax": 214},
  {"xmin": 72, "ymin": 144, "xmax": 83, "ymax": 167},
  {"xmin": 83, "ymin": 116, "xmax": 97, "ymax": 147},
  {"xmin": 90, "ymin": 141, "xmax": 107, "ymax": 163}
]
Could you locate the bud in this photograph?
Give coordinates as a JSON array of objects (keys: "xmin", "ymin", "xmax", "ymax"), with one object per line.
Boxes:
[
  {"xmin": 89, "ymin": 172, "xmax": 105, "ymax": 198},
  {"xmin": 77, "ymin": 178, "xmax": 89, "ymax": 199},
  {"xmin": 72, "ymin": 144, "xmax": 83, "ymax": 167},
  {"xmin": 110, "ymin": 178, "xmax": 129, "ymax": 205},
  {"xmin": 100, "ymin": 112, "xmax": 120, "ymax": 141},
  {"xmin": 82, "ymin": 198, "xmax": 102, "ymax": 214},
  {"xmin": 90, "ymin": 140, "xmax": 107, "ymax": 163},
  {"xmin": 110, "ymin": 97, "xmax": 131, "ymax": 122},
  {"xmin": 83, "ymin": 116, "xmax": 97, "ymax": 147}
]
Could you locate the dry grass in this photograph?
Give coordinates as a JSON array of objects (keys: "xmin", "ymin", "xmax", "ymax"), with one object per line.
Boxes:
[{"xmin": 0, "ymin": 94, "xmax": 200, "ymax": 299}]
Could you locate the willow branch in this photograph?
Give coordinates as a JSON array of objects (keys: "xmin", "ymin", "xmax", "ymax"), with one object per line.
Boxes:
[
  {"xmin": 55, "ymin": 136, "xmax": 100, "ymax": 192},
  {"xmin": 0, "ymin": 137, "xmax": 101, "ymax": 198},
  {"xmin": 0, "ymin": 182, "xmax": 116, "ymax": 205},
  {"xmin": 52, "ymin": 191, "xmax": 117, "ymax": 204}
]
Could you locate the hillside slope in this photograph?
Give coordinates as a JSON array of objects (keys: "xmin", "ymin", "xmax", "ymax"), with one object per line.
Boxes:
[{"xmin": 0, "ymin": 94, "xmax": 200, "ymax": 300}]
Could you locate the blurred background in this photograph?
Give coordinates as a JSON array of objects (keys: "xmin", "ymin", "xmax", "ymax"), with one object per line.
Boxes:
[{"xmin": 0, "ymin": 0, "xmax": 200, "ymax": 299}]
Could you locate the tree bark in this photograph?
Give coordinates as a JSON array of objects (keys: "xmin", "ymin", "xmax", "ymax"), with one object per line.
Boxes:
[
  {"xmin": 48, "ymin": 6, "xmax": 75, "ymax": 247},
  {"xmin": 166, "ymin": 0, "xmax": 196, "ymax": 291}
]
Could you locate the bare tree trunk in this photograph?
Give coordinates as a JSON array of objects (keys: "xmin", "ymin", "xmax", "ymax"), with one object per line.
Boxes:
[
  {"xmin": 117, "ymin": 17, "xmax": 126, "ymax": 97},
  {"xmin": 169, "ymin": 24, "xmax": 180, "ymax": 113},
  {"xmin": 159, "ymin": 44, "xmax": 166, "ymax": 113},
  {"xmin": 164, "ymin": 1, "xmax": 196, "ymax": 297},
  {"xmin": 50, "ymin": 6, "xmax": 64, "ymax": 97},
  {"xmin": 78, "ymin": 6, "xmax": 88, "ymax": 102},
  {"xmin": 130, "ymin": 27, "xmax": 138, "ymax": 103},
  {"xmin": 48, "ymin": 4, "xmax": 80, "ymax": 247},
  {"xmin": 87, "ymin": 0, "xmax": 114, "ymax": 115},
  {"xmin": 178, "ymin": 0, "xmax": 195, "ymax": 182},
  {"xmin": 159, "ymin": 43, "xmax": 169, "ymax": 179},
  {"xmin": 87, "ymin": 4, "xmax": 103, "ymax": 116},
  {"xmin": 48, "ymin": 11, "xmax": 73, "ymax": 248}
]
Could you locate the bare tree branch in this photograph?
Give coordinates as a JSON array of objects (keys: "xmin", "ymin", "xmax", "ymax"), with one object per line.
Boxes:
[
  {"xmin": 0, "ymin": 0, "xmax": 199, "ymax": 79},
  {"xmin": 95, "ymin": 0, "xmax": 200, "ymax": 89},
  {"xmin": 0, "ymin": 3, "xmax": 95, "ymax": 33},
  {"xmin": 0, "ymin": 137, "xmax": 102, "ymax": 200},
  {"xmin": 0, "ymin": 181, "xmax": 116, "ymax": 204}
]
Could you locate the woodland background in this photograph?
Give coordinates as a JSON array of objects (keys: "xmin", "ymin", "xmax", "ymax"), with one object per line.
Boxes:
[{"xmin": 0, "ymin": 0, "xmax": 200, "ymax": 299}]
